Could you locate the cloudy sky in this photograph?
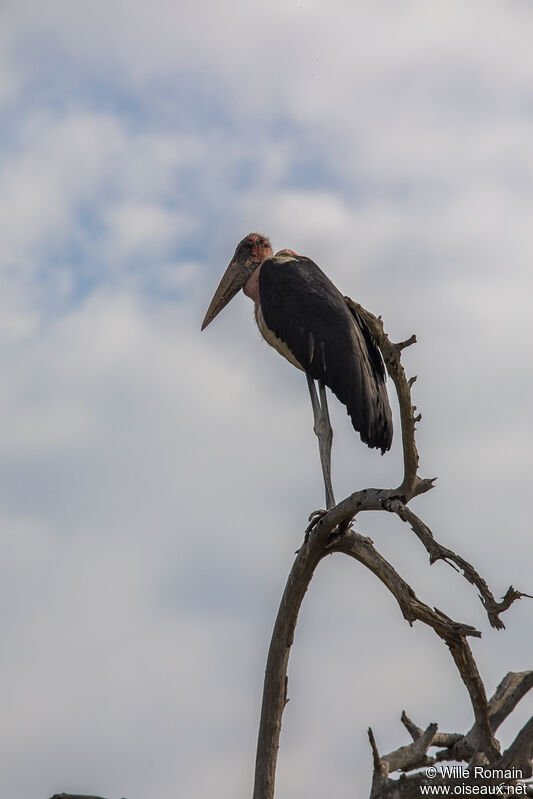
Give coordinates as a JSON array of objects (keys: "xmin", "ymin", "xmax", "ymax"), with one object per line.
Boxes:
[{"xmin": 1, "ymin": 1, "xmax": 532, "ymax": 797}]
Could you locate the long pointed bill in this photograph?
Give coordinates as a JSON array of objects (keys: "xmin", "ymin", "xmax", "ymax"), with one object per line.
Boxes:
[{"xmin": 201, "ymin": 255, "xmax": 256, "ymax": 330}]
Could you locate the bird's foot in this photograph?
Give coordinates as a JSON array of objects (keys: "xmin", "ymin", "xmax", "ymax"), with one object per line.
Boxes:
[
  {"xmin": 302, "ymin": 508, "xmax": 328, "ymax": 544},
  {"xmin": 300, "ymin": 511, "xmax": 354, "ymax": 550},
  {"xmin": 308, "ymin": 508, "xmax": 327, "ymax": 524}
]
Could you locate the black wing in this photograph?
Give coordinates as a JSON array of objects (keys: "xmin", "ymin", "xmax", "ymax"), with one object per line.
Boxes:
[{"xmin": 259, "ymin": 255, "xmax": 393, "ymax": 453}]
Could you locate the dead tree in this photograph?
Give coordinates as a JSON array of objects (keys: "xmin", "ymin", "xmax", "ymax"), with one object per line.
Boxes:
[
  {"xmin": 50, "ymin": 304, "xmax": 532, "ymax": 799},
  {"xmin": 252, "ymin": 300, "xmax": 532, "ymax": 799}
]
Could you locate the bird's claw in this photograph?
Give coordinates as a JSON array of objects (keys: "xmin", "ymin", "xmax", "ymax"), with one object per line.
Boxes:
[
  {"xmin": 300, "ymin": 510, "xmax": 355, "ymax": 551},
  {"xmin": 308, "ymin": 508, "xmax": 327, "ymax": 524},
  {"xmin": 302, "ymin": 509, "xmax": 328, "ymax": 544}
]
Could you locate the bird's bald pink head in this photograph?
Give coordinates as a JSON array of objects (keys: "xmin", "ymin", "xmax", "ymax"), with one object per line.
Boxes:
[{"xmin": 238, "ymin": 232, "xmax": 273, "ymax": 264}]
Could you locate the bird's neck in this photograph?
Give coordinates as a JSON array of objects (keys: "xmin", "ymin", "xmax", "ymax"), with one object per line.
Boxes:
[{"xmin": 243, "ymin": 264, "xmax": 261, "ymax": 304}]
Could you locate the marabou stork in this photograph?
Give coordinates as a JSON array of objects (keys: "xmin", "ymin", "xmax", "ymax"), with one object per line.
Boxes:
[{"xmin": 201, "ymin": 233, "xmax": 392, "ymax": 509}]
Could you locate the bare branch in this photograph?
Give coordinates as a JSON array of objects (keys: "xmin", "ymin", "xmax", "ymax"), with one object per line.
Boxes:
[
  {"xmin": 380, "ymin": 722, "xmax": 438, "ymax": 774},
  {"xmin": 498, "ymin": 716, "xmax": 533, "ymax": 777},
  {"xmin": 368, "ymin": 727, "xmax": 385, "ymax": 775},
  {"xmin": 401, "ymin": 710, "xmax": 422, "ymax": 741},
  {"xmin": 253, "ymin": 507, "xmax": 508, "ymax": 797},
  {"xmin": 345, "ymin": 298, "xmax": 432, "ymax": 501},
  {"xmin": 329, "ymin": 528, "xmax": 501, "ymax": 761},
  {"xmin": 368, "ymin": 728, "xmax": 390, "ymax": 799},
  {"xmin": 446, "ymin": 638, "xmax": 500, "ymax": 761},
  {"xmin": 393, "ymin": 334, "xmax": 417, "ymax": 352},
  {"xmin": 401, "ymin": 710, "xmax": 462, "ymax": 749},
  {"xmin": 384, "ymin": 499, "xmax": 525, "ymax": 629},
  {"xmin": 328, "ymin": 530, "xmax": 481, "ymax": 639},
  {"xmin": 488, "ymin": 671, "xmax": 533, "ymax": 732},
  {"xmin": 427, "ymin": 674, "xmax": 533, "ymax": 767},
  {"xmin": 252, "ymin": 516, "xmax": 333, "ymax": 799}
]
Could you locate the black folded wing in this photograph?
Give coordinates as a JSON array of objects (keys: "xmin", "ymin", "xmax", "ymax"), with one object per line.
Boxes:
[{"xmin": 259, "ymin": 254, "xmax": 393, "ymax": 453}]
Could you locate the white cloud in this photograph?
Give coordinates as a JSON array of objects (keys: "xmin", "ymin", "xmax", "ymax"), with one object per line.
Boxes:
[{"xmin": 103, "ymin": 201, "xmax": 193, "ymax": 260}]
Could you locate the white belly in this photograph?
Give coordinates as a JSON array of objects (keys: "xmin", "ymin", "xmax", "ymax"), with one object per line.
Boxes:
[{"xmin": 255, "ymin": 305, "xmax": 304, "ymax": 371}]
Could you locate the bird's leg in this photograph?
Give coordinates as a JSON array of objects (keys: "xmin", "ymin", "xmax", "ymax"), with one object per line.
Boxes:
[
  {"xmin": 306, "ymin": 374, "xmax": 336, "ymax": 510},
  {"xmin": 318, "ymin": 380, "xmax": 335, "ymax": 508}
]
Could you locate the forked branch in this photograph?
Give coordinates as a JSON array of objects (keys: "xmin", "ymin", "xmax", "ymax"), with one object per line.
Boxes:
[{"xmin": 367, "ymin": 672, "xmax": 533, "ymax": 796}]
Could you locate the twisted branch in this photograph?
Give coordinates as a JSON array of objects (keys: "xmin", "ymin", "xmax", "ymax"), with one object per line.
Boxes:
[{"xmin": 384, "ymin": 499, "xmax": 527, "ymax": 629}]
